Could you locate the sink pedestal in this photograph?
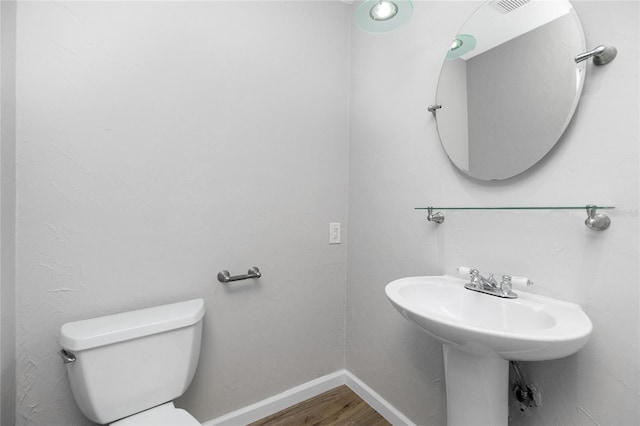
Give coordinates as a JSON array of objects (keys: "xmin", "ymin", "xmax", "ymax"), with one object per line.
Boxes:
[
  {"xmin": 443, "ymin": 345, "xmax": 508, "ymax": 426},
  {"xmin": 386, "ymin": 275, "xmax": 593, "ymax": 425}
]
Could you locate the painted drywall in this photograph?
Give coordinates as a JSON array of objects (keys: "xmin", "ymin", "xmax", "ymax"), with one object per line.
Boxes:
[
  {"xmin": 0, "ymin": 1, "xmax": 17, "ymax": 424},
  {"xmin": 15, "ymin": 2, "xmax": 349, "ymax": 425},
  {"xmin": 10, "ymin": 1, "xmax": 640, "ymax": 425},
  {"xmin": 347, "ymin": 1, "xmax": 639, "ymax": 425}
]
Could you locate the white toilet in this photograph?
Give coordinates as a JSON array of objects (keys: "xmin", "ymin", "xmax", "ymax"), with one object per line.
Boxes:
[{"xmin": 59, "ymin": 298, "xmax": 205, "ymax": 425}]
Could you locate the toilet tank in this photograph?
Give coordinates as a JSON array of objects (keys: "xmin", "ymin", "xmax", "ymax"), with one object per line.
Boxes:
[{"xmin": 60, "ymin": 299, "xmax": 205, "ymax": 425}]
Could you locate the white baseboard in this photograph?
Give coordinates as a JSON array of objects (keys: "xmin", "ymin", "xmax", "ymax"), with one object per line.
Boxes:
[
  {"xmin": 202, "ymin": 369, "xmax": 414, "ymax": 426},
  {"xmin": 343, "ymin": 370, "xmax": 415, "ymax": 426},
  {"xmin": 202, "ymin": 370, "xmax": 345, "ymax": 426}
]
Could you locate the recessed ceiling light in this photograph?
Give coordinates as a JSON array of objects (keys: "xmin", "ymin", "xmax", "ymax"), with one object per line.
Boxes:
[
  {"xmin": 355, "ymin": 0, "xmax": 413, "ymax": 34},
  {"xmin": 370, "ymin": 1, "xmax": 398, "ymax": 21},
  {"xmin": 450, "ymin": 38, "xmax": 464, "ymax": 51},
  {"xmin": 446, "ymin": 34, "xmax": 477, "ymax": 60}
]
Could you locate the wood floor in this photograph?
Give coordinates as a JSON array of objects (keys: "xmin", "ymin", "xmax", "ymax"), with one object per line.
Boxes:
[{"xmin": 248, "ymin": 385, "xmax": 391, "ymax": 426}]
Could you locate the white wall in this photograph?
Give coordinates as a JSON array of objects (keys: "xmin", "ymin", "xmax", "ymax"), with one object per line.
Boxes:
[
  {"xmin": 10, "ymin": 1, "xmax": 640, "ymax": 425},
  {"xmin": 347, "ymin": 1, "xmax": 639, "ymax": 425},
  {"xmin": 0, "ymin": 1, "xmax": 17, "ymax": 424},
  {"xmin": 15, "ymin": 2, "xmax": 349, "ymax": 425}
]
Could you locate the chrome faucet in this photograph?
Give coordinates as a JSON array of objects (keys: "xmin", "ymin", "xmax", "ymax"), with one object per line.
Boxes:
[
  {"xmin": 468, "ymin": 269, "xmax": 498, "ymax": 290},
  {"xmin": 458, "ymin": 267, "xmax": 533, "ymax": 299}
]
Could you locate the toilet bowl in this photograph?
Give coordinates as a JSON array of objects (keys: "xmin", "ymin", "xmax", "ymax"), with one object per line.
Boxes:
[{"xmin": 59, "ymin": 299, "xmax": 205, "ymax": 425}]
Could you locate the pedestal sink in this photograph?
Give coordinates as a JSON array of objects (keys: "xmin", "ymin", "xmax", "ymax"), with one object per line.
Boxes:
[{"xmin": 385, "ymin": 275, "xmax": 592, "ymax": 426}]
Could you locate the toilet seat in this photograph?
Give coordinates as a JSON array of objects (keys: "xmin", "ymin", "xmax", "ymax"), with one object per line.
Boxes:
[{"xmin": 110, "ymin": 402, "xmax": 200, "ymax": 426}]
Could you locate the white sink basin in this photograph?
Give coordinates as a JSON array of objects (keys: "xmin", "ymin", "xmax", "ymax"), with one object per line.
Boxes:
[
  {"xmin": 386, "ymin": 275, "xmax": 593, "ymax": 426},
  {"xmin": 385, "ymin": 275, "xmax": 592, "ymax": 361}
]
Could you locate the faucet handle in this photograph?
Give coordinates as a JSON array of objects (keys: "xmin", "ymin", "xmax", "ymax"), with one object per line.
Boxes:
[
  {"xmin": 457, "ymin": 267, "xmax": 482, "ymax": 288},
  {"xmin": 500, "ymin": 275, "xmax": 513, "ymax": 295},
  {"xmin": 457, "ymin": 266, "xmax": 473, "ymax": 276},
  {"xmin": 511, "ymin": 276, "xmax": 534, "ymax": 287},
  {"xmin": 469, "ymin": 269, "xmax": 481, "ymax": 288}
]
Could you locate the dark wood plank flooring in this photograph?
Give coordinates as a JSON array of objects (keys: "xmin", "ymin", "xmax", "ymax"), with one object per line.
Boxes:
[{"xmin": 248, "ymin": 385, "xmax": 391, "ymax": 426}]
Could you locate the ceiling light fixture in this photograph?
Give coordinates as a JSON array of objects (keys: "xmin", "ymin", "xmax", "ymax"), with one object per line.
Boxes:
[
  {"xmin": 446, "ymin": 34, "xmax": 477, "ymax": 60},
  {"xmin": 370, "ymin": 1, "xmax": 398, "ymax": 21},
  {"xmin": 355, "ymin": 0, "xmax": 413, "ymax": 34}
]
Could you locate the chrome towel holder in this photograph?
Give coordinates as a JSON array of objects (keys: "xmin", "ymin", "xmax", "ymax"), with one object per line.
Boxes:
[{"xmin": 217, "ymin": 266, "xmax": 262, "ymax": 283}]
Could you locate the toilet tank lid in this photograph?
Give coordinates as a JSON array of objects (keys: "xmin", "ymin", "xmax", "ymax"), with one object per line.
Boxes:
[{"xmin": 60, "ymin": 299, "xmax": 205, "ymax": 351}]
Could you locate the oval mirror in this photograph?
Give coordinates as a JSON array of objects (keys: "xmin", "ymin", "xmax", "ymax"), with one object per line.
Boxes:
[{"xmin": 434, "ymin": 0, "xmax": 586, "ymax": 180}]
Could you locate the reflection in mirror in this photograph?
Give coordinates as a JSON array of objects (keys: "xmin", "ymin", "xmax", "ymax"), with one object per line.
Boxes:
[{"xmin": 435, "ymin": 0, "xmax": 586, "ymax": 180}]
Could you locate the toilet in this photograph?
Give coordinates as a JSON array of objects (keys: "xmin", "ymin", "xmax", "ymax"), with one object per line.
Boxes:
[{"xmin": 59, "ymin": 299, "xmax": 205, "ymax": 425}]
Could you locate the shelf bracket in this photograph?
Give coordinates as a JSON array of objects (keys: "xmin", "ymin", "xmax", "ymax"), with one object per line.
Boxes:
[
  {"xmin": 584, "ymin": 205, "xmax": 611, "ymax": 231},
  {"xmin": 427, "ymin": 207, "xmax": 445, "ymax": 224}
]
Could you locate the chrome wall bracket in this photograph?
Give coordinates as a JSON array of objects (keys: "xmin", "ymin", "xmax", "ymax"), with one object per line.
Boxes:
[
  {"xmin": 217, "ymin": 266, "xmax": 262, "ymax": 283},
  {"xmin": 575, "ymin": 45, "xmax": 617, "ymax": 65},
  {"xmin": 428, "ymin": 103, "xmax": 442, "ymax": 114},
  {"xmin": 427, "ymin": 207, "xmax": 445, "ymax": 224},
  {"xmin": 584, "ymin": 205, "xmax": 611, "ymax": 231}
]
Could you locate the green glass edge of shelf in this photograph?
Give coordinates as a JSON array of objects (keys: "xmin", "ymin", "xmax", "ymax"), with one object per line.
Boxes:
[{"xmin": 415, "ymin": 206, "xmax": 615, "ymax": 210}]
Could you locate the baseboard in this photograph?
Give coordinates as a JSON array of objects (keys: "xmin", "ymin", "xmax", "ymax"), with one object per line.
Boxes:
[
  {"xmin": 343, "ymin": 370, "xmax": 416, "ymax": 426},
  {"xmin": 202, "ymin": 369, "xmax": 414, "ymax": 426},
  {"xmin": 202, "ymin": 370, "xmax": 346, "ymax": 426}
]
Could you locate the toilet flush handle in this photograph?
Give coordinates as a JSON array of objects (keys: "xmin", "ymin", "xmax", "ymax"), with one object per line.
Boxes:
[{"xmin": 60, "ymin": 349, "xmax": 76, "ymax": 364}]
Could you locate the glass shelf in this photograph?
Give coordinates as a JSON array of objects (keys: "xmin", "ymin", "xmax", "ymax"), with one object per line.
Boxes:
[
  {"xmin": 417, "ymin": 205, "xmax": 615, "ymax": 230},
  {"xmin": 416, "ymin": 206, "xmax": 615, "ymax": 211}
]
